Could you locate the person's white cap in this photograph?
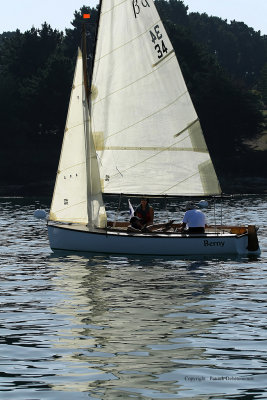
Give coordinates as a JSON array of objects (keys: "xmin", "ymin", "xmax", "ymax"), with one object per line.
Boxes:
[{"xmin": 198, "ymin": 200, "xmax": 209, "ymax": 208}]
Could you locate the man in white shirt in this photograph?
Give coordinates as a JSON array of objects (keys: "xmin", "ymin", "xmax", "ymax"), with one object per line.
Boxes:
[{"xmin": 181, "ymin": 201, "xmax": 206, "ymax": 234}]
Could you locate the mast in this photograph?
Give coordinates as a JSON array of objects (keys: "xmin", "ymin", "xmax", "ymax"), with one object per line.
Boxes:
[
  {"xmin": 81, "ymin": 23, "xmax": 90, "ymax": 103},
  {"xmin": 81, "ymin": 6, "xmax": 107, "ymax": 229},
  {"xmin": 81, "ymin": 1, "xmax": 103, "ymax": 103},
  {"xmin": 89, "ymin": 0, "xmax": 103, "ymax": 94}
]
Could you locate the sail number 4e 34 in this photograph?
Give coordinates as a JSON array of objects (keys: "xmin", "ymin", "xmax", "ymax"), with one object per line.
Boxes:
[
  {"xmin": 132, "ymin": 0, "xmax": 169, "ymax": 60},
  {"xmin": 150, "ymin": 25, "xmax": 168, "ymax": 59}
]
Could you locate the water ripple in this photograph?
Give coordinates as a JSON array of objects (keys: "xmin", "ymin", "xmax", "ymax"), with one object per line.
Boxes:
[{"xmin": 0, "ymin": 196, "xmax": 267, "ymax": 399}]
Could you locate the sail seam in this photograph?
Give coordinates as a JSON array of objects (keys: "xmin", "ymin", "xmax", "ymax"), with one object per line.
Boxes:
[
  {"xmin": 160, "ymin": 171, "xmax": 200, "ymax": 194},
  {"xmin": 94, "ymin": 89, "xmax": 186, "ymax": 144},
  {"xmin": 66, "ymin": 120, "xmax": 89, "ymax": 132},
  {"xmin": 57, "ymin": 161, "xmax": 86, "ymax": 174},
  {"xmin": 100, "ymin": 0, "xmax": 127, "ymax": 17},
  {"xmin": 58, "ymin": 149, "xmax": 103, "ymax": 174},
  {"xmin": 93, "ymin": 53, "xmax": 175, "ymax": 107},
  {"xmin": 152, "ymin": 50, "xmax": 174, "ymax": 67},
  {"xmin": 72, "ymin": 83, "xmax": 83, "ymax": 89},
  {"xmin": 99, "ymin": 146, "xmax": 207, "ymax": 153},
  {"xmin": 107, "ymin": 134, "xmax": 207, "ymax": 180},
  {"xmin": 51, "ymin": 200, "xmax": 87, "ymax": 214},
  {"xmin": 50, "ymin": 219, "xmax": 87, "ymax": 223},
  {"xmin": 94, "ymin": 17, "xmax": 164, "ymax": 64}
]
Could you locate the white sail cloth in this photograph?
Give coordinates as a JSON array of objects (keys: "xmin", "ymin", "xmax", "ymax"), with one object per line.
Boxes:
[
  {"xmin": 49, "ymin": 49, "xmax": 107, "ymax": 227},
  {"xmin": 91, "ymin": 0, "xmax": 221, "ymax": 196}
]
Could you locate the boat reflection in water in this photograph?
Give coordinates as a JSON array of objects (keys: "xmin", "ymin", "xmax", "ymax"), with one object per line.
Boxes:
[{"xmin": 48, "ymin": 252, "xmax": 259, "ymax": 398}]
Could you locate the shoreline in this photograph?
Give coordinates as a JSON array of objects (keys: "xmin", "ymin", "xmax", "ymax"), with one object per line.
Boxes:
[{"xmin": 0, "ymin": 176, "xmax": 266, "ymax": 197}]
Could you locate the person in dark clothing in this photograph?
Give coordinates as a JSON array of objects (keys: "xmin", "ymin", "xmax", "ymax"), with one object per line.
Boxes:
[
  {"xmin": 134, "ymin": 198, "xmax": 154, "ymax": 225},
  {"xmin": 128, "ymin": 198, "xmax": 174, "ymax": 233},
  {"xmin": 130, "ymin": 216, "xmax": 144, "ymax": 230}
]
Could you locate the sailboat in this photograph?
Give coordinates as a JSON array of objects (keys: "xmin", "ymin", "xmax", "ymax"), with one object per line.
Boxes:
[{"xmin": 47, "ymin": 0, "xmax": 260, "ymax": 255}]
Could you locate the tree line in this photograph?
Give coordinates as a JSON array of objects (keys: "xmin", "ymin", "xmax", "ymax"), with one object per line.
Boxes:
[{"xmin": 0, "ymin": 0, "xmax": 266, "ymax": 195}]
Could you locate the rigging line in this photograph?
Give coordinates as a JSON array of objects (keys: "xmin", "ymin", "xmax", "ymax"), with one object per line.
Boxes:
[
  {"xmin": 96, "ymin": 152, "xmax": 103, "ymax": 166},
  {"xmin": 213, "ymin": 197, "xmax": 217, "ymax": 232},
  {"xmin": 97, "ymin": 88, "xmax": 186, "ymax": 144},
  {"xmin": 113, "ymin": 193, "xmax": 122, "ymax": 227},
  {"xmin": 220, "ymin": 194, "xmax": 223, "ymax": 227},
  {"xmin": 116, "ymin": 167, "xmax": 123, "ymax": 177},
  {"xmin": 93, "ymin": 52, "xmax": 175, "ymax": 107}
]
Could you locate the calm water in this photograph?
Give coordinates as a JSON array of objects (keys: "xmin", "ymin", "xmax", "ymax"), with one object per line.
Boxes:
[{"xmin": 1, "ymin": 196, "xmax": 267, "ymax": 400}]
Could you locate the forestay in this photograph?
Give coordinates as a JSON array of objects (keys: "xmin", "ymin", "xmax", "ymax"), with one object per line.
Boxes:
[
  {"xmin": 50, "ymin": 49, "xmax": 107, "ymax": 227},
  {"xmin": 91, "ymin": 0, "xmax": 221, "ymax": 196}
]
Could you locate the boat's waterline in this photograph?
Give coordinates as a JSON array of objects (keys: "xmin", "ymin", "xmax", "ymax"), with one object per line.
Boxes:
[{"xmin": 47, "ymin": 222, "xmax": 260, "ymax": 255}]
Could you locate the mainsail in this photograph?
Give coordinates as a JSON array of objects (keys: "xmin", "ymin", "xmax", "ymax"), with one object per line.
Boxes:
[
  {"xmin": 91, "ymin": 0, "xmax": 221, "ymax": 196},
  {"xmin": 49, "ymin": 49, "xmax": 107, "ymax": 227}
]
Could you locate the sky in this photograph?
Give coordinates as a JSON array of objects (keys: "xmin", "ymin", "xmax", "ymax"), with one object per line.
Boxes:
[
  {"xmin": 185, "ymin": 0, "xmax": 267, "ymax": 34},
  {"xmin": 0, "ymin": 0, "xmax": 266, "ymax": 35}
]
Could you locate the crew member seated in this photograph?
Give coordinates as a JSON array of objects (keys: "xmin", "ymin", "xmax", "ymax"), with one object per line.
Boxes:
[
  {"xmin": 134, "ymin": 198, "xmax": 154, "ymax": 225},
  {"xmin": 181, "ymin": 201, "xmax": 206, "ymax": 234}
]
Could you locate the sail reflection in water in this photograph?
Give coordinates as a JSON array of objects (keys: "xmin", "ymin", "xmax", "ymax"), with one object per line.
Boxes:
[
  {"xmin": 1, "ymin": 196, "xmax": 267, "ymax": 399},
  {"xmin": 48, "ymin": 253, "xmax": 267, "ymax": 398}
]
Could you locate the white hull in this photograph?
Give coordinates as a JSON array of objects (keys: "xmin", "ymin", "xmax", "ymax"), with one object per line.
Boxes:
[{"xmin": 47, "ymin": 222, "xmax": 260, "ymax": 256}]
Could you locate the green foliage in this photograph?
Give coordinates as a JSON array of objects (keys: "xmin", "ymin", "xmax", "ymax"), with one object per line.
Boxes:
[
  {"xmin": 154, "ymin": 1, "xmax": 267, "ymax": 89},
  {"xmin": 258, "ymin": 63, "xmax": 267, "ymax": 105},
  {"xmin": 155, "ymin": 0, "xmax": 189, "ymax": 27},
  {"xmin": 0, "ymin": 24, "xmax": 72, "ymax": 185},
  {"xmin": 0, "ymin": 1, "xmax": 266, "ymax": 194},
  {"xmin": 63, "ymin": 5, "xmax": 99, "ymax": 64},
  {"xmin": 155, "ymin": 0, "xmax": 266, "ymax": 181},
  {"xmin": 188, "ymin": 13, "xmax": 267, "ymax": 88}
]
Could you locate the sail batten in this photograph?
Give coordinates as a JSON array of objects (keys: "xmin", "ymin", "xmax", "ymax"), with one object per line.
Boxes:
[
  {"xmin": 93, "ymin": 146, "xmax": 208, "ymax": 153},
  {"xmin": 91, "ymin": 0, "xmax": 221, "ymax": 196},
  {"xmin": 152, "ymin": 49, "xmax": 174, "ymax": 67}
]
